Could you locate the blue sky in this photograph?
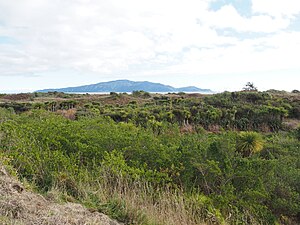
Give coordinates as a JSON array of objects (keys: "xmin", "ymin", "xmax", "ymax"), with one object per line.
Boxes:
[{"xmin": 0, "ymin": 0, "xmax": 299, "ymax": 93}]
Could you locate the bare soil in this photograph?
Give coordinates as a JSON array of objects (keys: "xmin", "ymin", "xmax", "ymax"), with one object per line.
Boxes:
[{"xmin": 0, "ymin": 165, "xmax": 121, "ymax": 225}]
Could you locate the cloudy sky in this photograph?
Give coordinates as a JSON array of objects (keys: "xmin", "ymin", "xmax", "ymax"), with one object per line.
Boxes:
[{"xmin": 0, "ymin": 0, "xmax": 299, "ymax": 92}]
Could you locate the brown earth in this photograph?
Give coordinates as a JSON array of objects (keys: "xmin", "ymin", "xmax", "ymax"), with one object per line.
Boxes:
[{"xmin": 0, "ymin": 165, "xmax": 121, "ymax": 225}]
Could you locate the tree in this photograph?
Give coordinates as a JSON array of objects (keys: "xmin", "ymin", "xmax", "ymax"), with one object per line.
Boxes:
[
  {"xmin": 243, "ymin": 82, "xmax": 257, "ymax": 92},
  {"xmin": 236, "ymin": 131, "xmax": 264, "ymax": 157}
]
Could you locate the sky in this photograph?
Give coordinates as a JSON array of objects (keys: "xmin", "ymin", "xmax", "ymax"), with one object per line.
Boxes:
[{"xmin": 0, "ymin": 0, "xmax": 299, "ymax": 93}]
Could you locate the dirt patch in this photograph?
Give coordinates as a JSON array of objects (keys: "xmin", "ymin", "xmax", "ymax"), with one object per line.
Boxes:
[{"xmin": 0, "ymin": 165, "xmax": 121, "ymax": 225}]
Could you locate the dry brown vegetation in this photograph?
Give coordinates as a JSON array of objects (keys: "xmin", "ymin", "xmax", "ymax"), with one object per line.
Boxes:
[
  {"xmin": 86, "ymin": 170, "xmax": 210, "ymax": 225},
  {"xmin": 0, "ymin": 162, "xmax": 211, "ymax": 225},
  {"xmin": 0, "ymin": 94, "xmax": 32, "ymax": 101},
  {"xmin": 0, "ymin": 164, "xmax": 121, "ymax": 225}
]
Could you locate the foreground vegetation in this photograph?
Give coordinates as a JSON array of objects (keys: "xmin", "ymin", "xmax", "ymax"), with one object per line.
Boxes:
[{"xmin": 0, "ymin": 90, "xmax": 299, "ymax": 224}]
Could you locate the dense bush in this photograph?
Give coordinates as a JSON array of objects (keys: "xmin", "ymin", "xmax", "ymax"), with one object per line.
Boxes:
[{"xmin": 0, "ymin": 90, "xmax": 299, "ymax": 224}]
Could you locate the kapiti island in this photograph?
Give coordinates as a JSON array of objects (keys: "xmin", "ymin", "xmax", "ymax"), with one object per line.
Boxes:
[{"xmin": 37, "ymin": 80, "xmax": 213, "ymax": 93}]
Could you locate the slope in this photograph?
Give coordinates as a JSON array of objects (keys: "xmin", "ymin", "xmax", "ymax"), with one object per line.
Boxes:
[{"xmin": 0, "ymin": 164, "xmax": 121, "ymax": 225}]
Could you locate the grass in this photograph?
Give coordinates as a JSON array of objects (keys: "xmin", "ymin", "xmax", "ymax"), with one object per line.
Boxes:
[
  {"xmin": 1, "ymin": 161, "xmax": 212, "ymax": 225},
  {"xmin": 75, "ymin": 169, "xmax": 214, "ymax": 225}
]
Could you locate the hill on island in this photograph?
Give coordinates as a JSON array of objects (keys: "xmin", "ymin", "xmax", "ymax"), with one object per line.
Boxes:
[{"xmin": 37, "ymin": 80, "xmax": 212, "ymax": 93}]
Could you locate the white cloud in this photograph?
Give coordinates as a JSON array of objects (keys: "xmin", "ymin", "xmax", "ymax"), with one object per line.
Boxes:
[
  {"xmin": 145, "ymin": 30, "xmax": 300, "ymax": 78},
  {"xmin": 203, "ymin": 4, "xmax": 290, "ymax": 33},
  {"xmin": 252, "ymin": 0, "xmax": 300, "ymax": 18},
  {"xmin": 0, "ymin": 0, "xmax": 221, "ymax": 76},
  {"xmin": 0, "ymin": 0, "xmax": 299, "ymax": 91}
]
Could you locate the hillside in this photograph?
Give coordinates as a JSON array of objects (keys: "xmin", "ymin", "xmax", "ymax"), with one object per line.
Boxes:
[
  {"xmin": 0, "ymin": 164, "xmax": 121, "ymax": 225},
  {"xmin": 37, "ymin": 80, "xmax": 212, "ymax": 93}
]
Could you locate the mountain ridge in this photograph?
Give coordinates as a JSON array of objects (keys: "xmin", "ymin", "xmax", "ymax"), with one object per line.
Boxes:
[{"xmin": 37, "ymin": 80, "xmax": 213, "ymax": 93}]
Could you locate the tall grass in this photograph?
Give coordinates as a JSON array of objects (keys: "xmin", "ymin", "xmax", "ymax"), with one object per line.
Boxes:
[{"xmin": 75, "ymin": 168, "xmax": 213, "ymax": 225}]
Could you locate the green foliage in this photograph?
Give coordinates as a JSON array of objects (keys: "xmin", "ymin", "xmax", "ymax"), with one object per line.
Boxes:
[
  {"xmin": 236, "ymin": 132, "xmax": 264, "ymax": 157},
  {"xmin": 132, "ymin": 90, "xmax": 151, "ymax": 98},
  {"xmin": 0, "ymin": 89, "xmax": 299, "ymax": 224},
  {"xmin": 295, "ymin": 126, "xmax": 300, "ymax": 140}
]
